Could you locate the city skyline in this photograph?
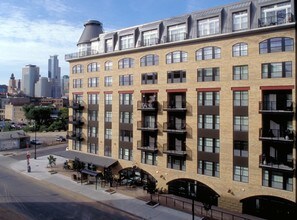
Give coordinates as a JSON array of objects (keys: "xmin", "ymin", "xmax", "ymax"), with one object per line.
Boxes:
[{"xmin": 0, "ymin": 0, "xmax": 238, "ymax": 85}]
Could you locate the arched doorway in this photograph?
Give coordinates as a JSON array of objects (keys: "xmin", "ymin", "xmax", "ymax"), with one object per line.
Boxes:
[
  {"xmin": 118, "ymin": 166, "xmax": 156, "ymax": 187},
  {"xmin": 167, "ymin": 178, "xmax": 219, "ymax": 206},
  {"xmin": 241, "ymin": 195, "xmax": 296, "ymax": 220}
]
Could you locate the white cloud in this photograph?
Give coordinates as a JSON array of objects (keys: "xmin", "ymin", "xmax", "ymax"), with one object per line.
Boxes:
[{"xmin": 0, "ymin": 2, "xmax": 82, "ymax": 84}]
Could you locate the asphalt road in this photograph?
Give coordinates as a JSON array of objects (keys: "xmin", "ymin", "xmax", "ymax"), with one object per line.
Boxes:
[{"xmin": 0, "ymin": 148, "xmax": 140, "ymax": 220}]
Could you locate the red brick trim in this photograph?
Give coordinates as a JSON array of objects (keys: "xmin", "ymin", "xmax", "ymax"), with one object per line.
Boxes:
[
  {"xmin": 231, "ymin": 87, "xmax": 250, "ymax": 91},
  {"xmin": 87, "ymin": 91, "xmax": 100, "ymax": 94},
  {"xmin": 140, "ymin": 89, "xmax": 159, "ymax": 93},
  {"xmin": 196, "ymin": 87, "xmax": 221, "ymax": 92},
  {"xmin": 118, "ymin": 90, "xmax": 134, "ymax": 94},
  {"xmin": 166, "ymin": 89, "xmax": 187, "ymax": 93},
  {"xmin": 260, "ymin": 85, "xmax": 294, "ymax": 90},
  {"xmin": 104, "ymin": 91, "xmax": 113, "ymax": 94},
  {"xmin": 72, "ymin": 92, "xmax": 83, "ymax": 95}
]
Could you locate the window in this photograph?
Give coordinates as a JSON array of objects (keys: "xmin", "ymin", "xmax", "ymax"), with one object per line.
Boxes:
[
  {"xmin": 141, "ymin": 152, "xmax": 157, "ymax": 165},
  {"xmin": 234, "ymin": 116, "xmax": 248, "ymax": 131},
  {"xmin": 140, "ymin": 54, "xmax": 159, "ymax": 66},
  {"xmin": 88, "ymin": 126, "xmax": 97, "ymax": 137},
  {"xmin": 88, "ymin": 93, "xmax": 98, "ymax": 105},
  {"xmin": 198, "ymin": 91, "xmax": 220, "ymax": 106},
  {"xmin": 104, "ymin": 76, "xmax": 112, "ymax": 87},
  {"xmin": 166, "ymin": 51, "xmax": 187, "ymax": 64},
  {"xmin": 197, "ymin": 68, "xmax": 220, "ymax": 82},
  {"xmin": 263, "ymin": 170, "xmax": 293, "ymax": 191},
  {"xmin": 233, "ymin": 43, "xmax": 248, "ymax": 56},
  {"xmin": 260, "ymin": 37, "xmax": 294, "ymax": 53},
  {"xmin": 88, "ymin": 143, "xmax": 98, "ymax": 154},
  {"xmin": 105, "ymin": 128, "xmax": 112, "ymax": 139},
  {"xmin": 105, "ymin": 93, "xmax": 112, "ymax": 105},
  {"xmin": 88, "ymin": 77, "xmax": 99, "ymax": 87},
  {"xmin": 233, "ymin": 91, "xmax": 248, "ymax": 106},
  {"xmin": 119, "ymin": 130, "xmax": 133, "ymax": 142},
  {"xmin": 234, "ymin": 141, "xmax": 248, "ymax": 157},
  {"xmin": 120, "ymin": 112, "xmax": 133, "ymax": 124},
  {"xmin": 233, "ymin": 65, "xmax": 248, "ymax": 80},
  {"xmin": 196, "ymin": 47, "xmax": 221, "ymax": 60},
  {"xmin": 198, "ymin": 137, "xmax": 220, "ymax": 153},
  {"xmin": 167, "ymin": 155, "xmax": 186, "ymax": 171},
  {"xmin": 120, "ymin": 34, "xmax": 134, "ymax": 50},
  {"xmin": 88, "ymin": 110, "xmax": 97, "ymax": 121},
  {"xmin": 233, "ymin": 11, "xmax": 248, "ymax": 31},
  {"xmin": 198, "ymin": 160, "xmax": 220, "ymax": 177},
  {"xmin": 87, "ymin": 62, "xmax": 99, "ymax": 72},
  {"xmin": 262, "ymin": 62, "xmax": 292, "ymax": 78},
  {"xmin": 142, "ymin": 29, "xmax": 158, "ymax": 46},
  {"xmin": 105, "ymin": 39, "xmax": 113, "ymax": 52},
  {"xmin": 198, "ymin": 17, "xmax": 220, "ymax": 37},
  {"xmin": 72, "ymin": 140, "xmax": 82, "ymax": 151},
  {"xmin": 142, "ymin": 72, "xmax": 158, "ymax": 85},
  {"xmin": 73, "ymin": 79, "xmax": 82, "ymax": 88},
  {"xmin": 118, "ymin": 58, "xmax": 134, "ymax": 69},
  {"xmin": 119, "ymin": 147, "xmax": 133, "ymax": 161},
  {"xmin": 105, "ymin": 111, "xmax": 112, "ymax": 122},
  {"xmin": 104, "ymin": 145, "xmax": 111, "ymax": 157},
  {"xmin": 105, "ymin": 61, "xmax": 113, "ymax": 71},
  {"xmin": 167, "ymin": 70, "xmax": 186, "ymax": 83},
  {"xmin": 198, "ymin": 115, "xmax": 220, "ymax": 129},
  {"xmin": 72, "ymin": 64, "xmax": 83, "ymax": 74},
  {"xmin": 260, "ymin": 2, "xmax": 291, "ymax": 26},
  {"xmin": 120, "ymin": 93, "xmax": 133, "ymax": 105},
  {"xmin": 168, "ymin": 23, "xmax": 187, "ymax": 42},
  {"xmin": 119, "ymin": 74, "xmax": 133, "ymax": 86},
  {"xmin": 234, "ymin": 166, "xmax": 248, "ymax": 183}
]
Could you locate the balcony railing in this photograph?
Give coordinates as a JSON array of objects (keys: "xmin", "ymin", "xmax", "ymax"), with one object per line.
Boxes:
[
  {"xmin": 166, "ymin": 32, "xmax": 188, "ymax": 42},
  {"xmin": 65, "ymin": 49, "xmax": 100, "ymax": 60},
  {"xmin": 137, "ymin": 140, "xmax": 158, "ymax": 152},
  {"xmin": 137, "ymin": 121, "xmax": 158, "ymax": 131},
  {"xmin": 259, "ymin": 154, "xmax": 295, "ymax": 172},
  {"xmin": 137, "ymin": 101, "xmax": 158, "ymax": 111},
  {"xmin": 163, "ymin": 101, "xmax": 187, "ymax": 111},
  {"xmin": 69, "ymin": 101, "xmax": 84, "ymax": 110},
  {"xmin": 259, "ymin": 101, "xmax": 294, "ymax": 113},
  {"xmin": 259, "ymin": 128, "xmax": 294, "ymax": 142},
  {"xmin": 68, "ymin": 116, "xmax": 84, "ymax": 126},
  {"xmin": 163, "ymin": 122, "xmax": 187, "ymax": 134},
  {"xmin": 259, "ymin": 13, "xmax": 293, "ymax": 27},
  {"xmin": 163, "ymin": 143, "xmax": 187, "ymax": 157},
  {"xmin": 66, "ymin": 131, "xmax": 84, "ymax": 141},
  {"xmin": 141, "ymin": 38, "xmax": 159, "ymax": 46}
]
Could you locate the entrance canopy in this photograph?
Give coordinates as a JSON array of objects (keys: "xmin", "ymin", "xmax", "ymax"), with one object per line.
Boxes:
[{"xmin": 55, "ymin": 150, "xmax": 118, "ymax": 168}]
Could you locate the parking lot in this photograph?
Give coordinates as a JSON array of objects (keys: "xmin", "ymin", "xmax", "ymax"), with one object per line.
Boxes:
[{"xmin": 27, "ymin": 131, "xmax": 67, "ymax": 146}]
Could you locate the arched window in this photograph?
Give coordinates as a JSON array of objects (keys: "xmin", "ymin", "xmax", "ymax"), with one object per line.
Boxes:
[
  {"xmin": 196, "ymin": 46, "xmax": 221, "ymax": 60},
  {"xmin": 87, "ymin": 62, "xmax": 99, "ymax": 72},
  {"xmin": 104, "ymin": 61, "xmax": 113, "ymax": 71},
  {"xmin": 118, "ymin": 58, "xmax": 134, "ymax": 69},
  {"xmin": 140, "ymin": 54, "xmax": 159, "ymax": 66},
  {"xmin": 259, "ymin": 37, "xmax": 293, "ymax": 54},
  {"xmin": 72, "ymin": 64, "xmax": 84, "ymax": 74},
  {"xmin": 232, "ymin": 43, "xmax": 248, "ymax": 57},
  {"xmin": 166, "ymin": 51, "xmax": 188, "ymax": 64}
]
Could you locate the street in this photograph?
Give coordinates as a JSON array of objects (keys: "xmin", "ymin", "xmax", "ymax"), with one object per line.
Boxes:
[{"xmin": 0, "ymin": 147, "xmax": 140, "ymax": 220}]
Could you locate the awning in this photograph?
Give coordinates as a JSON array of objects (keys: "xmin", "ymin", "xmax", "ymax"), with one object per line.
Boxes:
[
  {"xmin": 54, "ymin": 150, "xmax": 118, "ymax": 168},
  {"xmin": 80, "ymin": 169, "xmax": 102, "ymax": 177}
]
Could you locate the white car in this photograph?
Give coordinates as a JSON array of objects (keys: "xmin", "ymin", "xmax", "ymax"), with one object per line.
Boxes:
[{"xmin": 30, "ymin": 139, "xmax": 42, "ymax": 145}]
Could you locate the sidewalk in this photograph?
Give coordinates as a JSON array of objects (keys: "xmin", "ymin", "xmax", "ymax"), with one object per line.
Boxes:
[{"xmin": 9, "ymin": 155, "xmax": 202, "ymax": 220}]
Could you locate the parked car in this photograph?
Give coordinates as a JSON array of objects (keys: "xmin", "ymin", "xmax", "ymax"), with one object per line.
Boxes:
[
  {"xmin": 56, "ymin": 136, "xmax": 66, "ymax": 142},
  {"xmin": 30, "ymin": 139, "xmax": 42, "ymax": 145}
]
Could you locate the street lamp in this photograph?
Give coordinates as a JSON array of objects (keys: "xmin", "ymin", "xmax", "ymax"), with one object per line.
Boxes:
[{"xmin": 34, "ymin": 120, "xmax": 37, "ymax": 159}]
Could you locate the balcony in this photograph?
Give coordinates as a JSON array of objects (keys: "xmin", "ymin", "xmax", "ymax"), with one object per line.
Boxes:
[
  {"xmin": 66, "ymin": 131, "xmax": 84, "ymax": 141},
  {"xmin": 69, "ymin": 101, "xmax": 84, "ymax": 110},
  {"xmin": 259, "ymin": 128, "xmax": 294, "ymax": 142},
  {"xmin": 163, "ymin": 122, "xmax": 187, "ymax": 134},
  {"xmin": 137, "ymin": 121, "xmax": 158, "ymax": 131},
  {"xmin": 165, "ymin": 33, "xmax": 188, "ymax": 43},
  {"xmin": 259, "ymin": 154, "xmax": 295, "ymax": 172},
  {"xmin": 163, "ymin": 101, "xmax": 187, "ymax": 112},
  {"xmin": 259, "ymin": 101, "xmax": 294, "ymax": 114},
  {"xmin": 65, "ymin": 49, "xmax": 100, "ymax": 61},
  {"xmin": 68, "ymin": 116, "xmax": 84, "ymax": 126},
  {"xmin": 137, "ymin": 140, "xmax": 158, "ymax": 152},
  {"xmin": 163, "ymin": 143, "xmax": 187, "ymax": 157},
  {"xmin": 140, "ymin": 38, "xmax": 159, "ymax": 46},
  {"xmin": 258, "ymin": 13, "xmax": 293, "ymax": 27},
  {"xmin": 137, "ymin": 101, "xmax": 158, "ymax": 111}
]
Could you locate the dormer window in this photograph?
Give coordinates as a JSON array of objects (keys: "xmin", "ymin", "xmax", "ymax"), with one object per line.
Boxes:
[
  {"xmin": 142, "ymin": 29, "xmax": 158, "ymax": 46},
  {"xmin": 120, "ymin": 34, "xmax": 134, "ymax": 50},
  {"xmin": 105, "ymin": 39, "xmax": 113, "ymax": 52},
  {"xmin": 198, "ymin": 17, "xmax": 219, "ymax": 37},
  {"xmin": 233, "ymin": 11, "xmax": 248, "ymax": 31},
  {"xmin": 167, "ymin": 24, "xmax": 187, "ymax": 42}
]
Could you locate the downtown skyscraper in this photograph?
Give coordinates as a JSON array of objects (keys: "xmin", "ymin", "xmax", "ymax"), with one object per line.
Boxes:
[{"xmin": 48, "ymin": 55, "xmax": 61, "ymax": 98}]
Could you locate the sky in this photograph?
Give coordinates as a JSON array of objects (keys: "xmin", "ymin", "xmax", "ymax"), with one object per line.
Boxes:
[{"xmin": 0, "ymin": 0, "xmax": 239, "ymax": 85}]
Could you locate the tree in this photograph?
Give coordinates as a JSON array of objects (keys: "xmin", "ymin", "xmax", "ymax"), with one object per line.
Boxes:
[
  {"xmin": 23, "ymin": 105, "xmax": 52, "ymax": 130},
  {"xmin": 47, "ymin": 155, "xmax": 57, "ymax": 173}
]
